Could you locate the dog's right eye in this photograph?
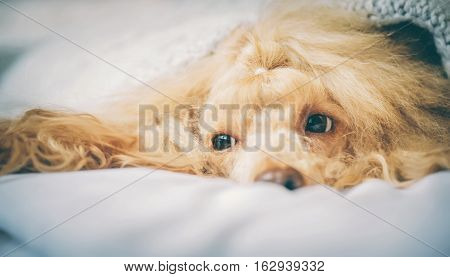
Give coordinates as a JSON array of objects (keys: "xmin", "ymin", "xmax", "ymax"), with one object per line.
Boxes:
[
  {"xmin": 305, "ymin": 114, "xmax": 333, "ymax": 133},
  {"xmin": 212, "ymin": 134, "xmax": 237, "ymax": 151}
]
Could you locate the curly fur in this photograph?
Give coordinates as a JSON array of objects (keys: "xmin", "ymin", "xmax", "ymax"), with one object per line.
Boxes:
[{"xmin": 1, "ymin": 3, "xmax": 449, "ymax": 188}]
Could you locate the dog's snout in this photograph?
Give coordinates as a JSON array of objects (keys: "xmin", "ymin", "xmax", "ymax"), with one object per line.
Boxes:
[{"xmin": 256, "ymin": 167, "xmax": 303, "ymax": 190}]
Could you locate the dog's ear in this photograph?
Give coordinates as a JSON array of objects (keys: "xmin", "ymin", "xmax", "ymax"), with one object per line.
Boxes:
[{"xmin": 379, "ymin": 21, "xmax": 447, "ymax": 77}]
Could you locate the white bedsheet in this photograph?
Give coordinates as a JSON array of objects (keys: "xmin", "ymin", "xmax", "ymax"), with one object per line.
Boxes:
[{"xmin": 0, "ymin": 169, "xmax": 449, "ymax": 256}]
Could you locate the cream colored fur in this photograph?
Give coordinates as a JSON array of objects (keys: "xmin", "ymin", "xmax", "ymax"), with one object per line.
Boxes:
[{"xmin": 1, "ymin": 3, "xmax": 448, "ymax": 188}]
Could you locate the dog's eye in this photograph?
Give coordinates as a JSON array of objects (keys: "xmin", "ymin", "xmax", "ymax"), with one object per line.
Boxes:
[
  {"xmin": 212, "ymin": 134, "xmax": 237, "ymax": 151},
  {"xmin": 305, "ymin": 114, "xmax": 333, "ymax": 133}
]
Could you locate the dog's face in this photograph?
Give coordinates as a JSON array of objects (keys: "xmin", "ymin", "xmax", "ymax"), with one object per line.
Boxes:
[
  {"xmin": 160, "ymin": 5, "xmax": 449, "ymax": 188},
  {"xmin": 199, "ymin": 46, "xmax": 350, "ymax": 188},
  {"xmin": 196, "ymin": 25, "xmax": 353, "ymax": 188}
]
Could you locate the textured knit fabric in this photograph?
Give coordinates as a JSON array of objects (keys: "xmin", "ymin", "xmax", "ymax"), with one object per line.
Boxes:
[{"xmin": 345, "ymin": 0, "xmax": 450, "ymax": 75}]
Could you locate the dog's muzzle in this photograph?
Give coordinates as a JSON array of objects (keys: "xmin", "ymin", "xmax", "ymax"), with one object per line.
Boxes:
[{"xmin": 256, "ymin": 167, "xmax": 304, "ymax": 190}]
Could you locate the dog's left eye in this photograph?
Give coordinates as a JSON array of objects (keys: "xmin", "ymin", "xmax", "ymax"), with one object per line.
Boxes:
[
  {"xmin": 212, "ymin": 134, "xmax": 237, "ymax": 151},
  {"xmin": 305, "ymin": 114, "xmax": 333, "ymax": 133}
]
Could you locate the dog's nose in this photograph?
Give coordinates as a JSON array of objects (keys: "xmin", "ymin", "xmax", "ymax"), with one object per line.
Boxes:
[{"xmin": 256, "ymin": 167, "xmax": 303, "ymax": 190}]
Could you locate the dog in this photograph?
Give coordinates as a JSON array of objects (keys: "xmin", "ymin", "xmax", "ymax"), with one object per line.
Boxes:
[{"xmin": 1, "ymin": 2, "xmax": 449, "ymax": 189}]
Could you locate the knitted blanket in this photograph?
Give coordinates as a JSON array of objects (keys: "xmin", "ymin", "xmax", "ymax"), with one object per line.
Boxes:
[{"xmin": 346, "ymin": 0, "xmax": 450, "ymax": 75}]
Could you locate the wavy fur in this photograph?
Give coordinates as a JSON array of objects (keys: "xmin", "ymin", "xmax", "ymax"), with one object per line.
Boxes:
[{"xmin": 1, "ymin": 3, "xmax": 449, "ymax": 188}]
